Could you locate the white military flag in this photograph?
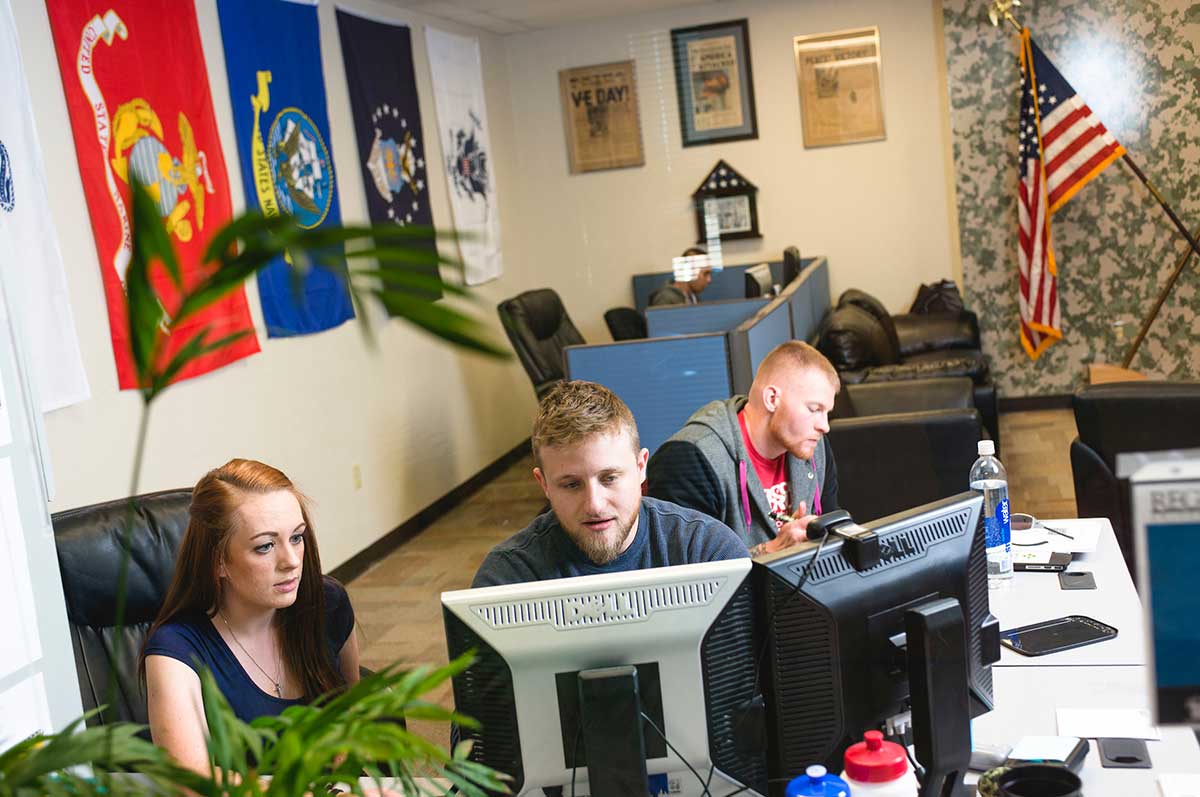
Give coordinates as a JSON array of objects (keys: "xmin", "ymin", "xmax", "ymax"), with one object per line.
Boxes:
[
  {"xmin": 0, "ymin": 0, "xmax": 90, "ymax": 411},
  {"xmin": 424, "ymin": 27, "xmax": 503, "ymax": 286}
]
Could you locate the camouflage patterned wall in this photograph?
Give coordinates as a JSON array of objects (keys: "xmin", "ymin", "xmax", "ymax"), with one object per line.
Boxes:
[{"xmin": 942, "ymin": 0, "xmax": 1200, "ymax": 397}]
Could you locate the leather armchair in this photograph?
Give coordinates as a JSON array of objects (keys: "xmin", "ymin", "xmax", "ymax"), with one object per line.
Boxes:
[
  {"xmin": 498, "ymin": 289, "xmax": 585, "ymax": 400},
  {"xmin": 1071, "ymin": 381, "xmax": 1200, "ymax": 571},
  {"xmin": 818, "ymin": 289, "xmax": 999, "ymax": 451},
  {"xmin": 830, "ymin": 407, "xmax": 982, "ymax": 524},
  {"xmin": 52, "ymin": 489, "xmax": 191, "ymax": 726}
]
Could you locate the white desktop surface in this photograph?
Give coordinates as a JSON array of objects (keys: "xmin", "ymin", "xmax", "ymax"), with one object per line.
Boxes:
[
  {"xmin": 973, "ymin": 665, "xmax": 1200, "ymax": 795},
  {"xmin": 987, "ymin": 517, "xmax": 1147, "ymax": 667}
]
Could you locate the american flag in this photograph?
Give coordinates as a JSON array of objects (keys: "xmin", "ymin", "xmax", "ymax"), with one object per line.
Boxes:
[{"xmin": 1017, "ymin": 30, "xmax": 1124, "ymax": 359}]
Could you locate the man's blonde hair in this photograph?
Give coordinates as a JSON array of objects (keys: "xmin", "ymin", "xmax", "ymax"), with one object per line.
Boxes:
[
  {"xmin": 532, "ymin": 381, "xmax": 640, "ymax": 466},
  {"xmin": 755, "ymin": 340, "xmax": 840, "ymax": 390}
]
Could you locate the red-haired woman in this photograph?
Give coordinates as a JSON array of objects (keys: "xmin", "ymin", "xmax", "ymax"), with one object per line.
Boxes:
[{"xmin": 141, "ymin": 459, "xmax": 360, "ymax": 774}]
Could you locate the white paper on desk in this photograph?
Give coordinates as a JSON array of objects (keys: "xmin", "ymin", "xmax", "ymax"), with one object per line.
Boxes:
[
  {"xmin": 1056, "ymin": 707, "xmax": 1160, "ymax": 740},
  {"xmin": 1012, "ymin": 520, "xmax": 1100, "ymax": 554},
  {"xmin": 1159, "ymin": 773, "xmax": 1200, "ymax": 797}
]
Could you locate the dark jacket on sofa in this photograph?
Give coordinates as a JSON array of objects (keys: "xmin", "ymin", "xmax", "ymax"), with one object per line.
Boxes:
[{"xmin": 645, "ymin": 396, "xmax": 839, "ymax": 548}]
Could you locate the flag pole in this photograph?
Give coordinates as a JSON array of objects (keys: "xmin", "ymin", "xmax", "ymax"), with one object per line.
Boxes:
[{"xmin": 989, "ymin": 0, "xmax": 1200, "ymax": 367}]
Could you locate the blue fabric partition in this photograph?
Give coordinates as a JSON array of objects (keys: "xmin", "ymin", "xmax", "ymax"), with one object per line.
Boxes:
[
  {"xmin": 645, "ymin": 298, "xmax": 768, "ymax": 337},
  {"xmin": 631, "ymin": 260, "xmax": 783, "ymax": 311},
  {"xmin": 728, "ymin": 298, "xmax": 793, "ymax": 394},
  {"xmin": 807, "ymin": 259, "xmax": 831, "ymax": 338},
  {"xmin": 564, "ymin": 334, "xmax": 732, "ymax": 455},
  {"xmin": 781, "ymin": 257, "xmax": 829, "ymax": 341}
]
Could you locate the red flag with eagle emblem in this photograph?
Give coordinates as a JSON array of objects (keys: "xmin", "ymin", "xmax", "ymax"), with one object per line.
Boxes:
[{"xmin": 46, "ymin": 0, "xmax": 259, "ymax": 389}]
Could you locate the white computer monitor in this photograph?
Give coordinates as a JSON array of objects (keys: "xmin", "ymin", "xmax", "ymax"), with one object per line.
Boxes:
[{"xmin": 441, "ymin": 559, "xmax": 765, "ymax": 796}]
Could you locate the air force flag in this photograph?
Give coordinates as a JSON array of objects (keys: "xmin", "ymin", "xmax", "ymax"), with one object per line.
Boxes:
[
  {"xmin": 336, "ymin": 9, "xmax": 439, "ymax": 300},
  {"xmin": 217, "ymin": 0, "xmax": 354, "ymax": 337}
]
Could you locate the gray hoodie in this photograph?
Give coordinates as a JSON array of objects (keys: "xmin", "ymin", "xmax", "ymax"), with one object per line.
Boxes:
[{"xmin": 645, "ymin": 396, "xmax": 838, "ymax": 548}]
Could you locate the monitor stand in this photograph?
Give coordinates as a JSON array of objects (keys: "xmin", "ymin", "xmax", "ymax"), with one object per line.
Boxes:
[
  {"xmin": 906, "ymin": 598, "xmax": 972, "ymax": 797},
  {"xmin": 578, "ymin": 666, "xmax": 650, "ymax": 797}
]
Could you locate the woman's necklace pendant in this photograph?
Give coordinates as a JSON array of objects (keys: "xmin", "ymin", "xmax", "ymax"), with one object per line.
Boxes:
[{"xmin": 273, "ymin": 682, "xmax": 282, "ymax": 698}]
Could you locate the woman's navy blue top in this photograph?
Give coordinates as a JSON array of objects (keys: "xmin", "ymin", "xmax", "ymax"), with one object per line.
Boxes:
[{"xmin": 144, "ymin": 576, "xmax": 355, "ymax": 723}]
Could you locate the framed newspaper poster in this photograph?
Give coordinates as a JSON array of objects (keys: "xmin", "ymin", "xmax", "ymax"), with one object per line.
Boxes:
[
  {"xmin": 671, "ymin": 19, "xmax": 758, "ymax": 147},
  {"xmin": 559, "ymin": 60, "xmax": 645, "ymax": 174},
  {"xmin": 793, "ymin": 26, "xmax": 886, "ymax": 148}
]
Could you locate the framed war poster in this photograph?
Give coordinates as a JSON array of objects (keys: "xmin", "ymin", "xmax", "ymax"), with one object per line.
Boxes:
[
  {"xmin": 671, "ymin": 19, "xmax": 758, "ymax": 147},
  {"xmin": 559, "ymin": 60, "xmax": 644, "ymax": 173},
  {"xmin": 793, "ymin": 26, "xmax": 886, "ymax": 148}
]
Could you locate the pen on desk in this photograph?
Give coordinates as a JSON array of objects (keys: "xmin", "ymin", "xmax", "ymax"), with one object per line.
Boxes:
[{"xmin": 1041, "ymin": 525, "xmax": 1075, "ymax": 540}]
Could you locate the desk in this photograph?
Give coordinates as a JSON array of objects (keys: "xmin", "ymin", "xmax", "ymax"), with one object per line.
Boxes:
[
  {"xmin": 988, "ymin": 517, "xmax": 1146, "ymax": 667},
  {"xmin": 972, "ymin": 666, "xmax": 1200, "ymax": 796}
]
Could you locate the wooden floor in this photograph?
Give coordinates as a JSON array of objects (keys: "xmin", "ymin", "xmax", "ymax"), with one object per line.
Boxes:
[{"xmin": 345, "ymin": 408, "xmax": 1079, "ymax": 752}]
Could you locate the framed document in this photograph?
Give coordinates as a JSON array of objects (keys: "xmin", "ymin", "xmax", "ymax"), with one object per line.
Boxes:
[
  {"xmin": 793, "ymin": 26, "xmax": 886, "ymax": 148},
  {"xmin": 671, "ymin": 19, "xmax": 758, "ymax": 147},
  {"xmin": 558, "ymin": 60, "xmax": 645, "ymax": 173}
]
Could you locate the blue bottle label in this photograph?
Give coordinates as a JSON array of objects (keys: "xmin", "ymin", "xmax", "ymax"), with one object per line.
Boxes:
[{"xmin": 986, "ymin": 498, "xmax": 1012, "ymax": 550}]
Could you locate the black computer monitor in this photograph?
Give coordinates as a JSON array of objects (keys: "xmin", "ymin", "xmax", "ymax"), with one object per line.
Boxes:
[
  {"xmin": 754, "ymin": 493, "xmax": 999, "ymax": 796},
  {"xmin": 442, "ymin": 559, "xmax": 767, "ymax": 796},
  {"xmin": 744, "ymin": 263, "xmax": 773, "ymax": 298},
  {"xmin": 782, "ymin": 247, "xmax": 803, "ymax": 286}
]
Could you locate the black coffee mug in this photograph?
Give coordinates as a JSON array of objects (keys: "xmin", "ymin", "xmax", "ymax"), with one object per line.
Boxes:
[{"xmin": 996, "ymin": 764, "xmax": 1083, "ymax": 797}]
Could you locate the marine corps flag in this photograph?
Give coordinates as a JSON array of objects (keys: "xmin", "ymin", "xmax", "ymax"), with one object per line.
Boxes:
[
  {"xmin": 335, "ymin": 8, "xmax": 439, "ymax": 301},
  {"xmin": 45, "ymin": 0, "xmax": 260, "ymax": 390},
  {"xmin": 217, "ymin": 0, "xmax": 354, "ymax": 337}
]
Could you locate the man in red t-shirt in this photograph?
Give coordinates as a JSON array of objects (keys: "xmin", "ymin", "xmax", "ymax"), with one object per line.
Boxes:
[{"xmin": 647, "ymin": 341, "xmax": 840, "ymax": 555}]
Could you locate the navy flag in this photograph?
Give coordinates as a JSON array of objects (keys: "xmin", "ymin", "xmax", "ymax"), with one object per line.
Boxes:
[
  {"xmin": 336, "ymin": 9, "xmax": 440, "ymax": 301},
  {"xmin": 217, "ymin": 0, "xmax": 354, "ymax": 337}
]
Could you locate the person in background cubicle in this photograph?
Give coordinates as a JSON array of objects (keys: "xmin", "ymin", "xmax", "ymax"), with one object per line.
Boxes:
[
  {"xmin": 140, "ymin": 459, "xmax": 360, "ymax": 776},
  {"xmin": 646, "ymin": 341, "xmax": 840, "ymax": 557},
  {"xmin": 472, "ymin": 380, "xmax": 747, "ymax": 588},
  {"xmin": 647, "ymin": 245, "xmax": 713, "ymax": 306}
]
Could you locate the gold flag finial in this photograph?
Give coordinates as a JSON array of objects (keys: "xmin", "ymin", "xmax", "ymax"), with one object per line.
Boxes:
[{"xmin": 988, "ymin": 0, "xmax": 1023, "ymax": 31}]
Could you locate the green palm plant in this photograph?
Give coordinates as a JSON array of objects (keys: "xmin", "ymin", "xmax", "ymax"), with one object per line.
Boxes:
[{"xmin": 0, "ymin": 182, "xmax": 510, "ymax": 796}]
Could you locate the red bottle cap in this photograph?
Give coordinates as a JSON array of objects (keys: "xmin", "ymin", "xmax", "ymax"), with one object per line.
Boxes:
[{"xmin": 844, "ymin": 730, "xmax": 908, "ymax": 783}]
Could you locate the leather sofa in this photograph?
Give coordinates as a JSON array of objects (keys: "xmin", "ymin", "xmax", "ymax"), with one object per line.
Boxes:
[
  {"xmin": 818, "ymin": 289, "xmax": 999, "ymax": 451},
  {"xmin": 52, "ymin": 489, "xmax": 191, "ymax": 726},
  {"xmin": 1071, "ymin": 381, "xmax": 1200, "ymax": 571},
  {"xmin": 829, "ymin": 378, "xmax": 982, "ymax": 523},
  {"xmin": 498, "ymin": 289, "xmax": 585, "ymax": 400}
]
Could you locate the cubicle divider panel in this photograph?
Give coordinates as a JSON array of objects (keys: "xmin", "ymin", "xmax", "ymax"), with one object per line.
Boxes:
[
  {"xmin": 565, "ymin": 335, "xmax": 733, "ymax": 455},
  {"xmin": 807, "ymin": 258, "xmax": 831, "ymax": 338},
  {"xmin": 632, "ymin": 261, "xmax": 783, "ymax": 311},
  {"xmin": 645, "ymin": 298, "xmax": 769, "ymax": 337},
  {"xmin": 728, "ymin": 297, "xmax": 794, "ymax": 395}
]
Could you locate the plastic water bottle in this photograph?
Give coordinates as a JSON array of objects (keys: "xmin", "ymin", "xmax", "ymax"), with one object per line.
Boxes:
[
  {"xmin": 841, "ymin": 731, "xmax": 920, "ymax": 796},
  {"xmin": 969, "ymin": 440, "xmax": 1012, "ymax": 584},
  {"xmin": 786, "ymin": 764, "xmax": 850, "ymax": 796}
]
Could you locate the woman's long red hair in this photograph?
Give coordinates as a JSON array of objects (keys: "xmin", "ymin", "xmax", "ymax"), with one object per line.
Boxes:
[{"xmin": 140, "ymin": 459, "xmax": 342, "ymax": 699}]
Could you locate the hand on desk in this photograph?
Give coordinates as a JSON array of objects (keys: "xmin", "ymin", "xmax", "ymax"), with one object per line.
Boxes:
[{"xmin": 757, "ymin": 502, "xmax": 817, "ymax": 555}]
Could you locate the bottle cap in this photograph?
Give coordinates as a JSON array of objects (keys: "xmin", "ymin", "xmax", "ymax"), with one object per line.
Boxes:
[
  {"xmin": 785, "ymin": 764, "xmax": 850, "ymax": 796},
  {"xmin": 977, "ymin": 439, "xmax": 995, "ymax": 456},
  {"xmin": 844, "ymin": 730, "xmax": 909, "ymax": 783}
]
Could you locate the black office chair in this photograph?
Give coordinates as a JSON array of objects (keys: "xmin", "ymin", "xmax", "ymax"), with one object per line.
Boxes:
[
  {"xmin": 497, "ymin": 289, "xmax": 585, "ymax": 400},
  {"xmin": 604, "ymin": 307, "xmax": 647, "ymax": 341},
  {"xmin": 1071, "ymin": 381, "xmax": 1200, "ymax": 571},
  {"xmin": 53, "ymin": 489, "xmax": 192, "ymax": 726}
]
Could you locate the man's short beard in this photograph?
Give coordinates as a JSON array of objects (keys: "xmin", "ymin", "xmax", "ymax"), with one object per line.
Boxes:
[{"xmin": 562, "ymin": 509, "xmax": 638, "ymax": 565}]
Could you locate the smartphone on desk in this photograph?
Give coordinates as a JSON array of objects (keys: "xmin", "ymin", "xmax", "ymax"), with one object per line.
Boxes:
[{"xmin": 1000, "ymin": 615, "xmax": 1117, "ymax": 657}]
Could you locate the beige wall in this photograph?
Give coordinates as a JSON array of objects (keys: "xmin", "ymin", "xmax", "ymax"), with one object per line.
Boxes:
[
  {"xmin": 14, "ymin": 0, "xmax": 961, "ymax": 568},
  {"xmin": 501, "ymin": 0, "xmax": 961, "ymax": 343},
  {"xmin": 13, "ymin": 0, "xmax": 536, "ymax": 569}
]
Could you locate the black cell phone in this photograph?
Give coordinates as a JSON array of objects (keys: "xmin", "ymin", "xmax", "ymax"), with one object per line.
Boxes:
[{"xmin": 1000, "ymin": 615, "xmax": 1118, "ymax": 657}]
